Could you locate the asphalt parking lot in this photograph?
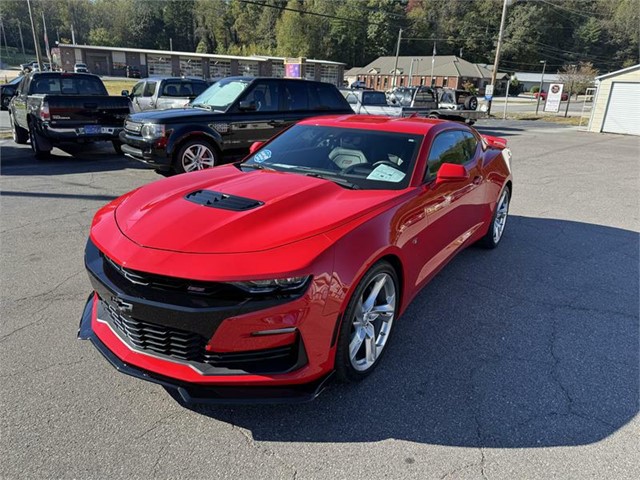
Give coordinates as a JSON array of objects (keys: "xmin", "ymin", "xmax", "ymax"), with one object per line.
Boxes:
[{"xmin": 1, "ymin": 118, "xmax": 638, "ymax": 479}]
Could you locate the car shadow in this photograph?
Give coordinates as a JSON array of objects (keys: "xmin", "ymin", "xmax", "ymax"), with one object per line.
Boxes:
[
  {"xmin": 0, "ymin": 143, "xmax": 149, "ymax": 176},
  {"xmin": 185, "ymin": 215, "xmax": 639, "ymax": 448}
]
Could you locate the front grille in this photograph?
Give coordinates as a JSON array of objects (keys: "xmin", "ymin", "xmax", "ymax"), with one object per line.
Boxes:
[
  {"xmin": 102, "ymin": 254, "xmax": 246, "ymax": 298},
  {"xmin": 102, "ymin": 299, "xmax": 300, "ymax": 373}
]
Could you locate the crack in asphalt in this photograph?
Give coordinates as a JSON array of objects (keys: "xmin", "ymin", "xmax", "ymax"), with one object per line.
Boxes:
[
  {"xmin": 229, "ymin": 422, "xmax": 298, "ymax": 479},
  {"xmin": 134, "ymin": 412, "xmax": 180, "ymax": 440}
]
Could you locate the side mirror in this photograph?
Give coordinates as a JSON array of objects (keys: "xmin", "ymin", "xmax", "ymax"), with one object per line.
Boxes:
[
  {"xmin": 121, "ymin": 90, "xmax": 129, "ymax": 97},
  {"xmin": 249, "ymin": 141, "xmax": 264, "ymax": 154},
  {"xmin": 436, "ymin": 163, "xmax": 468, "ymax": 185},
  {"xmin": 238, "ymin": 100, "xmax": 256, "ymax": 111}
]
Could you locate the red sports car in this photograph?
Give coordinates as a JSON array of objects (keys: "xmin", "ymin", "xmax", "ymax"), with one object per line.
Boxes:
[
  {"xmin": 534, "ymin": 90, "xmax": 569, "ymax": 101},
  {"xmin": 79, "ymin": 115, "xmax": 512, "ymax": 404}
]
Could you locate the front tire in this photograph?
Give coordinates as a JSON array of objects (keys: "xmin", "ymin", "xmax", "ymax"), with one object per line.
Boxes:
[
  {"xmin": 478, "ymin": 185, "xmax": 510, "ymax": 249},
  {"xmin": 335, "ymin": 261, "xmax": 399, "ymax": 383},
  {"xmin": 173, "ymin": 139, "xmax": 219, "ymax": 174}
]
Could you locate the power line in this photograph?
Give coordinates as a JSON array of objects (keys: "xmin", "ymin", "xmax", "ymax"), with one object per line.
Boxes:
[
  {"xmin": 237, "ymin": 0, "xmax": 398, "ymax": 28},
  {"xmin": 538, "ymin": 0, "xmax": 609, "ymax": 20}
]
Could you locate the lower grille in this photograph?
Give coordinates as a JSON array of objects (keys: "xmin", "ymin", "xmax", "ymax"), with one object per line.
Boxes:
[{"xmin": 102, "ymin": 299, "xmax": 300, "ymax": 374}]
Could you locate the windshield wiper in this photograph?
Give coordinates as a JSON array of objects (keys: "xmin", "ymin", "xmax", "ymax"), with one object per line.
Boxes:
[
  {"xmin": 238, "ymin": 163, "xmax": 275, "ymax": 172},
  {"xmin": 190, "ymin": 103, "xmax": 213, "ymax": 110},
  {"xmin": 302, "ymin": 172, "xmax": 360, "ymax": 190}
]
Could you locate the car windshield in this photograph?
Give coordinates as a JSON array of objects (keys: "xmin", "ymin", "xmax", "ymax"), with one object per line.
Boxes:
[
  {"xmin": 190, "ymin": 79, "xmax": 250, "ymax": 111},
  {"xmin": 361, "ymin": 91, "xmax": 388, "ymax": 106},
  {"xmin": 242, "ymin": 125, "xmax": 422, "ymax": 190}
]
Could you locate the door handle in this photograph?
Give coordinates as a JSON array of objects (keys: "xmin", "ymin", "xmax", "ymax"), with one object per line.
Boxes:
[
  {"xmin": 268, "ymin": 120, "xmax": 285, "ymax": 126},
  {"xmin": 473, "ymin": 175, "xmax": 483, "ymax": 185}
]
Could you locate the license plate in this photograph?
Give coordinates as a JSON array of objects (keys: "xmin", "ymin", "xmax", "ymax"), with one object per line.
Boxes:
[{"xmin": 84, "ymin": 125, "xmax": 100, "ymax": 135}]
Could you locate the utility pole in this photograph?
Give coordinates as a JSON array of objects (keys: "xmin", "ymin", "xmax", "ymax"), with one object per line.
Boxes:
[
  {"xmin": 18, "ymin": 21, "xmax": 26, "ymax": 55},
  {"xmin": 26, "ymin": 0, "xmax": 43, "ymax": 70},
  {"xmin": 487, "ymin": 0, "xmax": 509, "ymax": 116},
  {"xmin": 0, "ymin": 16, "xmax": 9, "ymax": 57},
  {"xmin": 535, "ymin": 60, "xmax": 547, "ymax": 114},
  {"xmin": 391, "ymin": 28, "xmax": 402, "ymax": 89}
]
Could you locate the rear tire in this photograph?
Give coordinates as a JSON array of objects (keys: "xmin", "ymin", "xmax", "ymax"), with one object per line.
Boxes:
[
  {"xmin": 10, "ymin": 112, "xmax": 29, "ymax": 144},
  {"xmin": 335, "ymin": 261, "xmax": 399, "ymax": 383},
  {"xmin": 428, "ymin": 112, "xmax": 440, "ymax": 119},
  {"xmin": 464, "ymin": 95, "xmax": 478, "ymax": 110},
  {"xmin": 29, "ymin": 125, "xmax": 52, "ymax": 160},
  {"xmin": 478, "ymin": 185, "xmax": 510, "ymax": 249}
]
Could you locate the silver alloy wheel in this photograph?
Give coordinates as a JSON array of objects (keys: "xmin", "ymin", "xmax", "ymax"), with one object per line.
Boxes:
[
  {"xmin": 181, "ymin": 144, "xmax": 216, "ymax": 172},
  {"xmin": 349, "ymin": 272, "xmax": 396, "ymax": 372},
  {"xmin": 493, "ymin": 189, "xmax": 510, "ymax": 243}
]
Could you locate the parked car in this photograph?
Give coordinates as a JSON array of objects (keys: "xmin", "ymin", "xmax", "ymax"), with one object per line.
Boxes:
[
  {"xmin": 79, "ymin": 115, "xmax": 513, "ymax": 404},
  {"xmin": 8, "ymin": 72, "xmax": 132, "ymax": 158},
  {"xmin": 386, "ymin": 86, "xmax": 483, "ymax": 124},
  {"xmin": 534, "ymin": 90, "xmax": 569, "ymax": 101},
  {"xmin": 123, "ymin": 77, "xmax": 209, "ymax": 112},
  {"xmin": 74, "ymin": 62, "xmax": 89, "ymax": 73},
  {"xmin": 340, "ymin": 88, "xmax": 403, "ymax": 116},
  {"xmin": 20, "ymin": 61, "xmax": 38, "ymax": 74},
  {"xmin": 126, "ymin": 65, "xmax": 141, "ymax": 78},
  {"xmin": 1, "ymin": 76, "xmax": 23, "ymax": 110},
  {"xmin": 350, "ymin": 80, "xmax": 367, "ymax": 89},
  {"xmin": 119, "ymin": 76, "xmax": 354, "ymax": 174}
]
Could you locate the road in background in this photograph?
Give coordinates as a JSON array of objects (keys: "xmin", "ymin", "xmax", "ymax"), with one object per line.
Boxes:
[{"xmin": 1, "ymin": 122, "xmax": 638, "ymax": 479}]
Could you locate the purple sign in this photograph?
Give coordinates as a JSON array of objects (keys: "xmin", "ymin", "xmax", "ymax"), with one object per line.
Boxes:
[{"xmin": 285, "ymin": 63, "xmax": 301, "ymax": 78}]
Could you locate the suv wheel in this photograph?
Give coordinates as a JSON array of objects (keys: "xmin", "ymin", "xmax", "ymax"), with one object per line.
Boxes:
[
  {"xmin": 10, "ymin": 112, "xmax": 29, "ymax": 144},
  {"xmin": 173, "ymin": 139, "xmax": 218, "ymax": 174}
]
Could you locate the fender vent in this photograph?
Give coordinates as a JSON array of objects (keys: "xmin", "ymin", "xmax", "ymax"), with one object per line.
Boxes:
[{"xmin": 184, "ymin": 190, "xmax": 263, "ymax": 211}]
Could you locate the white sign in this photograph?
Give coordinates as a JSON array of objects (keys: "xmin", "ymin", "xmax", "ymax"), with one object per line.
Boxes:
[
  {"xmin": 484, "ymin": 84, "xmax": 494, "ymax": 100},
  {"xmin": 544, "ymin": 83, "xmax": 564, "ymax": 113}
]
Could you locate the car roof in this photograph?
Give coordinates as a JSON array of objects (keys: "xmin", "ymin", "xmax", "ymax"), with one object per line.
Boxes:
[
  {"xmin": 298, "ymin": 115, "xmax": 448, "ymax": 135},
  {"xmin": 145, "ymin": 76, "xmax": 207, "ymax": 82}
]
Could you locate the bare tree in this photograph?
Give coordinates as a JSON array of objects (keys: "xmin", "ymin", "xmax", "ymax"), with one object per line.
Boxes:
[{"xmin": 558, "ymin": 62, "xmax": 599, "ymax": 99}]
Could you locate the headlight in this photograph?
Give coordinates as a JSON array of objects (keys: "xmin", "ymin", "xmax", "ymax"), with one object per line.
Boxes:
[
  {"xmin": 140, "ymin": 123, "xmax": 165, "ymax": 139},
  {"xmin": 230, "ymin": 276, "xmax": 311, "ymax": 294}
]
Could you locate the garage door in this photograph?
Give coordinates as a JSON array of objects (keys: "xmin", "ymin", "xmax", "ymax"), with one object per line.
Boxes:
[{"xmin": 602, "ymin": 82, "xmax": 640, "ymax": 136}]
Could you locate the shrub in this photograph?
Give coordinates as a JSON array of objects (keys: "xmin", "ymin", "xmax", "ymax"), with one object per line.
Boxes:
[{"xmin": 531, "ymin": 85, "xmax": 540, "ymax": 93}]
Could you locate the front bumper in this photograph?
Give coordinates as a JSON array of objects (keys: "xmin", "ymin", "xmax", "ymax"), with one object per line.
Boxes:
[
  {"xmin": 119, "ymin": 131, "xmax": 171, "ymax": 170},
  {"xmin": 79, "ymin": 294, "xmax": 334, "ymax": 404}
]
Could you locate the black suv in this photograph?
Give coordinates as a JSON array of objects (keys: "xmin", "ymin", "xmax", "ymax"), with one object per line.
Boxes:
[{"xmin": 119, "ymin": 76, "xmax": 353, "ymax": 174}]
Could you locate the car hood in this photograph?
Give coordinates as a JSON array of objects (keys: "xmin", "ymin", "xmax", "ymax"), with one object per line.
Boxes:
[
  {"xmin": 114, "ymin": 165, "xmax": 400, "ymax": 254},
  {"xmin": 128, "ymin": 107, "xmax": 222, "ymax": 123}
]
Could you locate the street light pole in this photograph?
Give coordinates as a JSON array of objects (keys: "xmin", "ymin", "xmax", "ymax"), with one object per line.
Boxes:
[
  {"xmin": 535, "ymin": 60, "xmax": 547, "ymax": 115},
  {"xmin": 487, "ymin": 0, "xmax": 509, "ymax": 116},
  {"xmin": 391, "ymin": 28, "xmax": 403, "ymax": 89}
]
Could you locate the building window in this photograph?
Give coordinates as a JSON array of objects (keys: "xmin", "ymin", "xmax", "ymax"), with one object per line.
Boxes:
[
  {"xmin": 305, "ymin": 64, "xmax": 316, "ymax": 80},
  {"xmin": 147, "ymin": 55, "xmax": 172, "ymax": 76},
  {"xmin": 180, "ymin": 57, "xmax": 203, "ymax": 78},
  {"xmin": 320, "ymin": 64, "xmax": 338, "ymax": 85},
  {"xmin": 272, "ymin": 62, "xmax": 285, "ymax": 78},
  {"xmin": 238, "ymin": 61, "xmax": 259, "ymax": 77},
  {"xmin": 210, "ymin": 60, "xmax": 231, "ymax": 79}
]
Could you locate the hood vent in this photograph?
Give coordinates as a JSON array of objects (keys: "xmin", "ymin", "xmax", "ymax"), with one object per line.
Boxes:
[{"xmin": 184, "ymin": 189, "xmax": 263, "ymax": 211}]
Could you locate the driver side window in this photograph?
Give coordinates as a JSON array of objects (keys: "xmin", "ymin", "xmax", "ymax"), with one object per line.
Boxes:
[{"xmin": 425, "ymin": 130, "xmax": 477, "ymax": 180}]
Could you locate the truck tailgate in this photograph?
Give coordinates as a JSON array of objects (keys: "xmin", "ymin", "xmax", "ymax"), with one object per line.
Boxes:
[{"xmin": 45, "ymin": 95, "xmax": 131, "ymax": 128}]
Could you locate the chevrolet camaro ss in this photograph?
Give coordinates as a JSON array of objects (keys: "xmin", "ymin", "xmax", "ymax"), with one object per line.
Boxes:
[{"xmin": 79, "ymin": 115, "xmax": 513, "ymax": 404}]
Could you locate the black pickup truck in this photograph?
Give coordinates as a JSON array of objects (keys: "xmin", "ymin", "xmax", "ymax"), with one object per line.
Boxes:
[
  {"xmin": 119, "ymin": 76, "xmax": 353, "ymax": 174},
  {"xmin": 8, "ymin": 72, "xmax": 132, "ymax": 159}
]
